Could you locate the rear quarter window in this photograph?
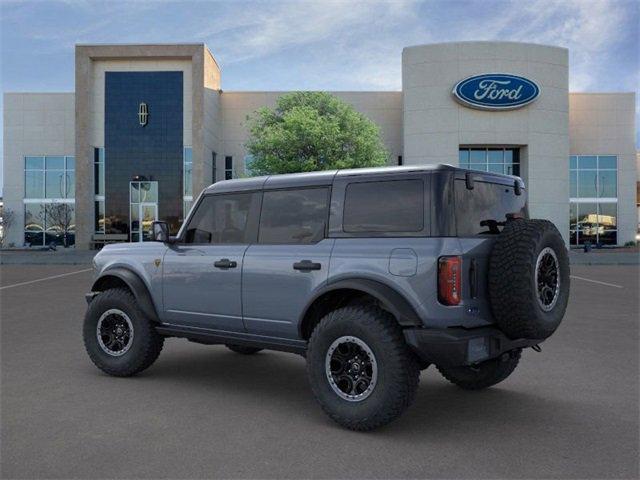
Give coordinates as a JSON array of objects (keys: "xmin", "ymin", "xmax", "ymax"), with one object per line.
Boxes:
[
  {"xmin": 455, "ymin": 180, "xmax": 527, "ymax": 236},
  {"xmin": 343, "ymin": 179, "xmax": 424, "ymax": 233}
]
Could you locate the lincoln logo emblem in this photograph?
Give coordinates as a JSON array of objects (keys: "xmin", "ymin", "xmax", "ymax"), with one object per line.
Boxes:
[{"xmin": 138, "ymin": 102, "xmax": 148, "ymax": 126}]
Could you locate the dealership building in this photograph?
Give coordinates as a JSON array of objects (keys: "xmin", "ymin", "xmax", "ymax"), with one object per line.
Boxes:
[{"xmin": 2, "ymin": 41, "xmax": 637, "ymax": 249}]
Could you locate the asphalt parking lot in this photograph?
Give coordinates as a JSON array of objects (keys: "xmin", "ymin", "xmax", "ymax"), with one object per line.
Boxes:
[{"xmin": 1, "ymin": 264, "xmax": 638, "ymax": 479}]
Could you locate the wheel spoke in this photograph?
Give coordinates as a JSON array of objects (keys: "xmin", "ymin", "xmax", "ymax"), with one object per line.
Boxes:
[
  {"xmin": 97, "ymin": 309, "xmax": 134, "ymax": 356},
  {"xmin": 326, "ymin": 337, "xmax": 378, "ymax": 401},
  {"xmin": 536, "ymin": 249, "xmax": 560, "ymax": 310}
]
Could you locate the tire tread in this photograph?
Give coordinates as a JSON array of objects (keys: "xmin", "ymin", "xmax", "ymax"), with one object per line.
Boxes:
[
  {"xmin": 83, "ymin": 288, "xmax": 164, "ymax": 377},
  {"xmin": 307, "ymin": 305, "xmax": 419, "ymax": 431}
]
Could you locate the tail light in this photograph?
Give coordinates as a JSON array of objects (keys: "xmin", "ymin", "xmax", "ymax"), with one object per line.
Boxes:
[{"xmin": 438, "ymin": 256, "xmax": 462, "ymax": 306}]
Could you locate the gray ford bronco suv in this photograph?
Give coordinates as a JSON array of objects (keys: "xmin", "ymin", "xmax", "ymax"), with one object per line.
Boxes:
[{"xmin": 83, "ymin": 165, "xmax": 569, "ymax": 430}]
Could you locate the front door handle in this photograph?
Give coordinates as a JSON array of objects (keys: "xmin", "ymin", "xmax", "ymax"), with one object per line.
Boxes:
[
  {"xmin": 214, "ymin": 258, "xmax": 237, "ymax": 269},
  {"xmin": 293, "ymin": 260, "xmax": 321, "ymax": 271}
]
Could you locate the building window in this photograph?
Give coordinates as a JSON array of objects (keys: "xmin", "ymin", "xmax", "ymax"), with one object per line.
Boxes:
[
  {"xmin": 243, "ymin": 154, "xmax": 255, "ymax": 175},
  {"xmin": 24, "ymin": 155, "xmax": 75, "ymax": 246},
  {"xmin": 94, "ymin": 148, "xmax": 105, "ymax": 232},
  {"xmin": 459, "ymin": 148, "xmax": 520, "ymax": 176},
  {"xmin": 184, "ymin": 147, "xmax": 193, "ymax": 197},
  {"xmin": 183, "ymin": 200, "xmax": 194, "ymax": 220},
  {"xmin": 570, "ymin": 155, "xmax": 618, "ymax": 246},
  {"xmin": 225, "ymin": 156, "xmax": 233, "ymax": 180},
  {"xmin": 25, "ymin": 155, "xmax": 75, "ymax": 199},
  {"xmin": 183, "ymin": 147, "xmax": 193, "ymax": 221}
]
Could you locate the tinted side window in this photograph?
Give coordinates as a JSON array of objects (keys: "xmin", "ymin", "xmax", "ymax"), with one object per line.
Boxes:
[
  {"xmin": 184, "ymin": 193, "xmax": 256, "ymax": 244},
  {"xmin": 454, "ymin": 180, "xmax": 527, "ymax": 236},
  {"xmin": 259, "ymin": 188, "xmax": 329, "ymax": 244},
  {"xmin": 343, "ymin": 180, "xmax": 424, "ymax": 233}
]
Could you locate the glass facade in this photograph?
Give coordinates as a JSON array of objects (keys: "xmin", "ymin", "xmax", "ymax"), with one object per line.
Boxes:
[
  {"xmin": 183, "ymin": 147, "xmax": 193, "ymax": 221},
  {"xmin": 94, "ymin": 147, "xmax": 105, "ymax": 232},
  {"xmin": 130, "ymin": 181, "xmax": 158, "ymax": 242},
  {"xmin": 24, "ymin": 155, "xmax": 75, "ymax": 246},
  {"xmin": 104, "ymin": 71, "xmax": 183, "ymax": 235},
  {"xmin": 570, "ymin": 155, "xmax": 618, "ymax": 246},
  {"xmin": 459, "ymin": 148, "xmax": 520, "ymax": 176},
  {"xmin": 183, "ymin": 147, "xmax": 193, "ymax": 197}
]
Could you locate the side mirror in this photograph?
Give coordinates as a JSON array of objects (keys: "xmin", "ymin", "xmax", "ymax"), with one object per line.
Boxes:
[{"xmin": 151, "ymin": 221, "xmax": 170, "ymax": 243}]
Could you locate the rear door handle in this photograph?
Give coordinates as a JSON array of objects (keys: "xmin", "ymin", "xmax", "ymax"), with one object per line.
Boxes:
[
  {"xmin": 293, "ymin": 260, "xmax": 321, "ymax": 271},
  {"xmin": 214, "ymin": 258, "xmax": 237, "ymax": 269}
]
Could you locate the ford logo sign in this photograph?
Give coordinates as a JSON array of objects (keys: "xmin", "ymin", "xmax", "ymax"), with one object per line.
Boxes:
[{"xmin": 452, "ymin": 73, "xmax": 540, "ymax": 110}]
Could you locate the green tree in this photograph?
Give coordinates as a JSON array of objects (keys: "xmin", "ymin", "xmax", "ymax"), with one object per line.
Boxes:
[{"xmin": 245, "ymin": 92, "xmax": 389, "ymax": 176}]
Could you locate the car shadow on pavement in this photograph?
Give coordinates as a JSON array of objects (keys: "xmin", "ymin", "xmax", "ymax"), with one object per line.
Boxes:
[{"xmin": 124, "ymin": 344, "xmax": 611, "ymax": 438}]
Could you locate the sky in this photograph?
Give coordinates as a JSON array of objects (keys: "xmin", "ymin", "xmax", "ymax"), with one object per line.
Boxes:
[{"xmin": 1, "ymin": 0, "xmax": 638, "ymax": 193}]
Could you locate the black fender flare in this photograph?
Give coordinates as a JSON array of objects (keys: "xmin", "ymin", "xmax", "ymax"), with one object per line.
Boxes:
[
  {"xmin": 299, "ymin": 278, "xmax": 423, "ymax": 333},
  {"xmin": 91, "ymin": 267, "xmax": 159, "ymax": 322}
]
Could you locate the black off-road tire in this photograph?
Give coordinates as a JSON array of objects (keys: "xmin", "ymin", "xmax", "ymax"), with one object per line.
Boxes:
[
  {"xmin": 83, "ymin": 288, "xmax": 164, "ymax": 377},
  {"xmin": 489, "ymin": 219, "xmax": 570, "ymax": 340},
  {"xmin": 225, "ymin": 344, "xmax": 263, "ymax": 355},
  {"xmin": 436, "ymin": 349, "xmax": 521, "ymax": 390},
  {"xmin": 307, "ymin": 305, "xmax": 420, "ymax": 431}
]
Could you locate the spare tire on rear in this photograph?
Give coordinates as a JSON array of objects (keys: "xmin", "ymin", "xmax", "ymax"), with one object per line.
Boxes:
[{"xmin": 488, "ymin": 219, "xmax": 570, "ymax": 340}]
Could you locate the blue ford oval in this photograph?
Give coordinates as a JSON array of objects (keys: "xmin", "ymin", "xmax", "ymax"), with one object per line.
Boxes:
[{"xmin": 453, "ymin": 73, "xmax": 540, "ymax": 110}]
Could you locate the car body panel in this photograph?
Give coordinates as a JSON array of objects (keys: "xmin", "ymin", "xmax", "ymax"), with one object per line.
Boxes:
[
  {"xmin": 92, "ymin": 241, "xmax": 167, "ymax": 315},
  {"xmin": 89, "ymin": 165, "xmax": 526, "ymax": 349},
  {"xmin": 161, "ymin": 244, "xmax": 249, "ymax": 332},
  {"xmin": 242, "ymin": 239, "xmax": 335, "ymax": 339}
]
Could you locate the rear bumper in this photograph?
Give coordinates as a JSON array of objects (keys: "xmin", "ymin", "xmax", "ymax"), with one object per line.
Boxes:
[{"xmin": 403, "ymin": 326, "xmax": 541, "ymax": 367}]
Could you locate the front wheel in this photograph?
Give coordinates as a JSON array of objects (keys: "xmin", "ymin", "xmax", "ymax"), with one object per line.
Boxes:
[
  {"xmin": 436, "ymin": 349, "xmax": 521, "ymax": 390},
  {"xmin": 83, "ymin": 288, "xmax": 164, "ymax": 377},
  {"xmin": 307, "ymin": 305, "xmax": 419, "ymax": 431}
]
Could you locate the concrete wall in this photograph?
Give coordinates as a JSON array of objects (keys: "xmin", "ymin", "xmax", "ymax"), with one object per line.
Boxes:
[
  {"xmin": 201, "ymin": 49, "xmax": 222, "ymax": 191},
  {"xmin": 402, "ymin": 41, "xmax": 570, "ymax": 243},
  {"xmin": 569, "ymin": 92, "xmax": 637, "ymax": 244},
  {"xmin": 2, "ymin": 93, "xmax": 75, "ymax": 246},
  {"xmin": 219, "ymin": 91, "xmax": 403, "ymax": 176}
]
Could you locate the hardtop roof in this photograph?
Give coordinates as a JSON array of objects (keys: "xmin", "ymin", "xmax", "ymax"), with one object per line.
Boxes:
[{"xmin": 203, "ymin": 164, "xmax": 522, "ymax": 194}]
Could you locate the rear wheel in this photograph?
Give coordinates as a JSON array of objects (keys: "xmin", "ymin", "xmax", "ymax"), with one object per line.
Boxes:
[
  {"xmin": 437, "ymin": 349, "xmax": 521, "ymax": 390},
  {"xmin": 225, "ymin": 344, "xmax": 263, "ymax": 355},
  {"xmin": 307, "ymin": 305, "xmax": 419, "ymax": 431},
  {"xmin": 83, "ymin": 288, "xmax": 164, "ymax": 377}
]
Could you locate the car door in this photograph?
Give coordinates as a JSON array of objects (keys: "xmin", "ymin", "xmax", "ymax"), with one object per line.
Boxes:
[
  {"xmin": 242, "ymin": 186, "xmax": 334, "ymax": 340},
  {"xmin": 162, "ymin": 191, "xmax": 260, "ymax": 332}
]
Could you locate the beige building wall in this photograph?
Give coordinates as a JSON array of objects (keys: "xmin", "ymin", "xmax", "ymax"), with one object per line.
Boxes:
[
  {"xmin": 203, "ymin": 88, "xmax": 222, "ymax": 187},
  {"xmin": 74, "ymin": 44, "xmax": 218, "ymax": 249},
  {"xmin": 194, "ymin": 48, "xmax": 221, "ymax": 197},
  {"xmin": 219, "ymin": 91, "xmax": 403, "ymax": 177},
  {"xmin": 2, "ymin": 93, "xmax": 75, "ymax": 247},
  {"xmin": 402, "ymin": 41, "xmax": 570, "ymax": 243},
  {"xmin": 569, "ymin": 92, "xmax": 637, "ymax": 244}
]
